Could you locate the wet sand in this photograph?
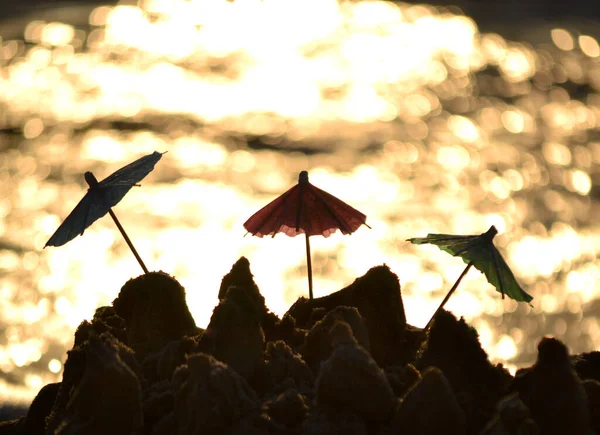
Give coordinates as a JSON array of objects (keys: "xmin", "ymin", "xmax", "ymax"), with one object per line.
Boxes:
[{"xmin": 1, "ymin": 258, "xmax": 597, "ymax": 434}]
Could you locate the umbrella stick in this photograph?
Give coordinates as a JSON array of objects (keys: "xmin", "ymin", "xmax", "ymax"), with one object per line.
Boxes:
[
  {"xmin": 423, "ymin": 261, "xmax": 473, "ymax": 333},
  {"xmin": 107, "ymin": 209, "xmax": 149, "ymax": 274},
  {"xmin": 305, "ymin": 233, "xmax": 313, "ymax": 300}
]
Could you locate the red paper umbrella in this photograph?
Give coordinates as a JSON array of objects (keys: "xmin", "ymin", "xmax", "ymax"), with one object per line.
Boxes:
[{"xmin": 244, "ymin": 171, "xmax": 369, "ymax": 299}]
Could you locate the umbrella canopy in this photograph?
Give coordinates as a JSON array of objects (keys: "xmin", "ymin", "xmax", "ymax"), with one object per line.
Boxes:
[
  {"xmin": 45, "ymin": 151, "xmax": 164, "ymax": 274},
  {"xmin": 408, "ymin": 225, "xmax": 533, "ymax": 303},
  {"xmin": 244, "ymin": 171, "xmax": 368, "ymax": 238},
  {"xmin": 244, "ymin": 171, "xmax": 369, "ymax": 299},
  {"xmin": 45, "ymin": 151, "xmax": 163, "ymax": 248}
]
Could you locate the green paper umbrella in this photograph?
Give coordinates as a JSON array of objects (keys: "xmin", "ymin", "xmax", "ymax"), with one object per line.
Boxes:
[{"xmin": 408, "ymin": 225, "xmax": 533, "ymax": 331}]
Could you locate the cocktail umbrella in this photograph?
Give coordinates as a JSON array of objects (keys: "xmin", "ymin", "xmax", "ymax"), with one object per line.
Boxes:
[
  {"xmin": 45, "ymin": 151, "xmax": 164, "ymax": 274},
  {"xmin": 408, "ymin": 225, "xmax": 533, "ymax": 332},
  {"xmin": 244, "ymin": 171, "xmax": 369, "ymax": 300}
]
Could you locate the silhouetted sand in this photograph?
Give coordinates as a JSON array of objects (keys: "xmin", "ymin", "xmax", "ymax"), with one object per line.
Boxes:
[{"xmin": 0, "ymin": 258, "xmax": 596, "ymax": 434}]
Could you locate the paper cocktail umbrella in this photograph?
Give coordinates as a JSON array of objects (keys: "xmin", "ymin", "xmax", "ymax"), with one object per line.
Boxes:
[
  {"xmin": 244, "ymin": 171, "xmax": 369, "ymax": 299},
  {"xmin": 408, "ymin": 225, "xmax": 533, "ymax": 331},
  {"xmin": 45, "ymin": 151, "xmax": 164, "ymax": 274}
]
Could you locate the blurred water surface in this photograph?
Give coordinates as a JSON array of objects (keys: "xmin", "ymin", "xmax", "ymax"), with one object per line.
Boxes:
[{"xmin": 1, "ymin": 0, "xmax": 600, "ymax": 404}]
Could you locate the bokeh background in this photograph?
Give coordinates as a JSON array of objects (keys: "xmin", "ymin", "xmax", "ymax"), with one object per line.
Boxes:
[{"xmin": 1, "ymin": 0, "xmax": 600, "ymax": 405}]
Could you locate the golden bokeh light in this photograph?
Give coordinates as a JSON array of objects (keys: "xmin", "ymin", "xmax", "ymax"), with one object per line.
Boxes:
[
  {"xmin": 579, "ymin": 35, "xmax": 600, "ymax": 58},
  {"xmin": 551, "ymin": 28, "xmax": 574, "ymax": 51},
  {"xmin": 48, "ymin": 359, "xmax": 62, "ymax": 374},
  {"xmin": 0, "ymin": 0, "xmax": 599, "ymax": 403}
]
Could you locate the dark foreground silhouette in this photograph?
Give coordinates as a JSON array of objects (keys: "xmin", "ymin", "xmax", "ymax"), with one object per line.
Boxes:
[{"xmin": 1, "ymin": 257, "xmax": 598, "ymax": 434}]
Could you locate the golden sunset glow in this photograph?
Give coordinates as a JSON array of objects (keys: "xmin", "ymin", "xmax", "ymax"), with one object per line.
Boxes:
[{"xmin": 0, "ymin": 0, "xmax": 599, "ymax": 404}]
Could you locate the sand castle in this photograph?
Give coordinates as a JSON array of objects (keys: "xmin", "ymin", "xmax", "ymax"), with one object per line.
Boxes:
[{"xmin": 1, "ymin": 257, "xmax": 597, "ymax": 434}]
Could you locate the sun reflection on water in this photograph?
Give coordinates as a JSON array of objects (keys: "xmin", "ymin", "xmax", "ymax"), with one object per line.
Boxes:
[{"xmin": 0, "ymin": 0, "xmax": 600, "ymax": 403}]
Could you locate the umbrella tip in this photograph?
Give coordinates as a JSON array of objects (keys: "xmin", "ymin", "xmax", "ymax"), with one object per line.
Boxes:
[
  {"xmin": 483, "ymin": 225, "xmax": 498, "ymax": 240},
  {"xmin": 299, "ymin": 171, "xmax": 309, "ymax": 184},
  {"xmin": 84, "ymin": 171, "xmax": 99, "ymax": 188}
]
